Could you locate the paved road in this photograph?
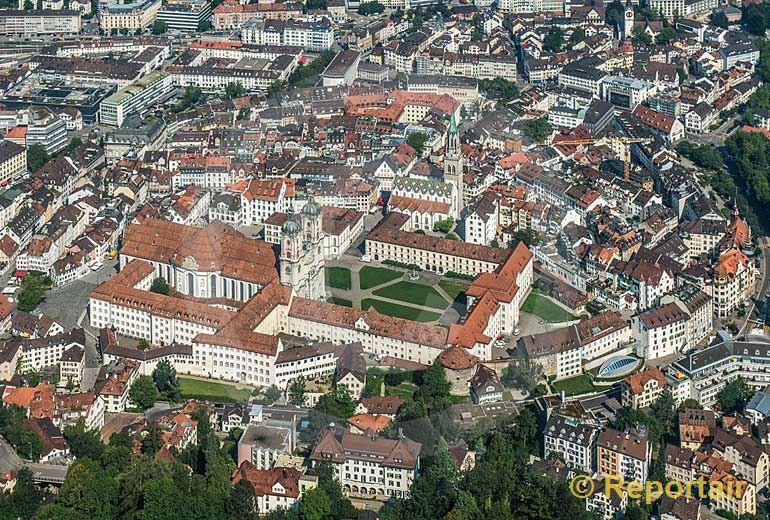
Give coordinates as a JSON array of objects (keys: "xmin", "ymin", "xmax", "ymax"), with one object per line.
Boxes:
[{"xmin": 0, "ymin": 438, "xmax": 68, "ymax": 483}]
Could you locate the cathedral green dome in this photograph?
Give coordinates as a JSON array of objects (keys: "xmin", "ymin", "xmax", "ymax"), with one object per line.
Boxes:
[
  {"xmin": 281, "ymin": 216, "xmax": 301, "ymax": 236},
  {"xmin": 301, "ymin": 194, "xmax": 322, "ymax": 220}
]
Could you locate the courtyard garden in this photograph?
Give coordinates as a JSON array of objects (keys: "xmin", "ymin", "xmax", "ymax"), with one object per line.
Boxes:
[
  {"xmin": 322, "ymin": 265, "xmax": 461, "ymax": 324},
  {"xmin": 520, "ymin": 288, "xmax": 576, "ymax": 323},
  {"xmin": 178, "ymin": 377, "xmax": 253, "ymax": 403},
  {"xmin": 359, "ymin": 266, "xmax": 403, "ymax": 289},
  {"xmin": 325, "ymin": 266, "xmax": 352, "ymax": 290}
]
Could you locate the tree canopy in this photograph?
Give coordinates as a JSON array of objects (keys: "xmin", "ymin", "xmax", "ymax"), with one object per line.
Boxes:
[
  {"xmin": 129, "ymin": 375, "xmax": 159, "ymax": 410},
  {"xmin": 717, "ymin": 377, "xmax": 753, "ymax": 414},
  {"xmin": 224, "ymin": 82, "xmax": 247, "ymax": 99},
  {"xmin": 150, "ymin": 277, "xmax": 170, "ymax": 295},
  {"xmin": 407, "ymin": 132, "xmax": 429, "ymax": 154},
  {"xmin": 153, "ymin": 359, "xmax": 180, "ymax": 401},
  {"xmin": 524, "ymin": 117, "xmax": 551, "ymax": 143},
  {"xmin": 26, "ymin": 145, "xmax": 49, "ymax": 174}
]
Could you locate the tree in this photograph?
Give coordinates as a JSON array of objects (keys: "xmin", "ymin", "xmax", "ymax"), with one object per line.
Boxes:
[
  {"xmin": 407, "ymin": 132, "xmax": 428, "ymax": 154},
  {"xmin": 150, "ymin": 277, "xmax": 170, "ymax": 295},
  {"xmin": 224, "ymin": 82, "xmax": 247, "ymax": 99},
  {"xmin": 357, "ymin": 1, "xmax": 384, "ymax": 15},
  {"xmin": 650, "ymin": 389, "xmax": 676, "ymax": 437},
  {"xmin": 511, "ymin": 228, "xmax": 541, "ymax": 247},
  {"xmin": 17, "ymin": 428, "xmax": 42, "ymax": 461},
  {"xmin": 569, "ymin": 28, "xmax": 586, "ymax": 45},
  {"xmin": 151, "ymin": 19, "xmax": 167, "ymax": 35},
  {"xmin": 258, "ymin": 385, "xmax": 282, "ymax": 405},
  {"xmin": 16, "ymin": 272, "xmax": 52, "ymax": 313},
  {"xmin": 23, "ymin": 0, "xmax": 32, "ymax": 8},
  {"xmin": 414, "ymin": 359, "xmax": 452, "ymax": 411},
  {"xmin": 632, "ymin": 27, "xmax": 653, "ymax": 45},
  {"xmin": 129, "ymin": 375, "xmax": 158, "ymax": 410},
  {"xmin": 137, "ymin": 339, "xmax": 151, "ymax": 351},
  {"xmin": 300, "ymin": 487, "xmax": 332, "ymax": 520},
  {"xmin": 226, "ymin": 479, "xmax": 258, "ymax": 519},
  {"xmin": 605, "ymin": 0, "xmax": 624, "ymax": 27},
  {"xmin": 655, "ymin": 26, "xmax": 677, "ymax": 45},
  {"xmin": 743, "ymin": 3, "xmax": 768, "ymax": 36},
  {"xmin": 64, "ymin": 419, "xmax": 105, "ymax": 460},
  {"xmin": 502, "ymin": 358, "xmax": 544, "ymax": 395},
  {"xmin": 0, "ymin": 466, "xmax": 41, "ymax": 518},
  {"xmin": 305, "ymin": 0, "xmax": 326, "ymax": 10},
  {"xmin": 140, "ymin": 422, "xmax": 164, "ymax": 456},
  {"xmin": 524, "ymin": 117, "xmax": 551, "ymax": 143},
  {"xmin": 174, "ymin": 86, "xmax": 204, "ymax": 113},
  {"xmin": 302, "ymin": 386, "xmax": 356, "ymax": 442},
  {"xmin": 66, "ymin": 137, "xmax": 83, "ymax": 152},
  {"xmin": 709, "ymin": 10, "xmax": 729, "ymax": 29},
  {"xmin": 152, "ymin": 359, "xmax": 180, "ymax": 401},
  {"xmin": 479, "ymin": 77, "xmax": 519, "ymax": 103},
  {"xmin": 197, "ymin": 19, "xmax": 212, "ymax": 31},
  {"xmin": 288, "ymin": 377, "xmax": 306, "ymax": 406},
  {"xmin": 717, "ymin": 377, "xmax": 752, "ymax": 414},
  {"xmin": 543, "ymin": 27, "xmax": 564, "ymax": 52},
  {"xmin": 432, "ymin": 217, "xmax": 454, "ymax": 234},
  {"xmin": 26, "ymin": 144, "xmax": 49, "ymax": 173},
  {"xmin": 678, "ymin": 398, "xmax": 702, "ymax": 411},
  {"xmin": 266, "ymin": 80, "xmax": 287, "ymax": 100},
  {"xmin": 119, "ymin": 27, "xmax": 129, "ymax": 35}
]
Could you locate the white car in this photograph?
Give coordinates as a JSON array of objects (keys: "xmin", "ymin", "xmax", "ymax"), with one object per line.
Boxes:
[
  {"xmin": 90, "ymin": 263, "xmax": 103, "ymax": 271},
  {"xmin": 360, "ymin": 254, "xmax": 372, "ymax": 263}
]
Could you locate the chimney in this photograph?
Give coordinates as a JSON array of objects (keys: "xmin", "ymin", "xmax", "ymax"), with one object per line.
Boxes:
[{"xmin": 560, "ymin": 391, "xmax": 565, "ymax": 405}]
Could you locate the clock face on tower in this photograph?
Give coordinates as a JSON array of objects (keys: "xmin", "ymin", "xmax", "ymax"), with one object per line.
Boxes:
[{"xmin": 626, "ymin": 11, "xmax": 633, "ymax": 17}]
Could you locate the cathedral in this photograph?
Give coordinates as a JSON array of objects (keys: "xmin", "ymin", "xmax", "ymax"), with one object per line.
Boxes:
[{"xmin": 279, "ymin": 192, "xmax": 326, "ymax": 301}]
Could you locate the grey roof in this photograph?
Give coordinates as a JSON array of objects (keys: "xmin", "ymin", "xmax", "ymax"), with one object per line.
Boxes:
[{"xmin": 747, "ymin": 388, "xmax": 770, "ymax": 417}]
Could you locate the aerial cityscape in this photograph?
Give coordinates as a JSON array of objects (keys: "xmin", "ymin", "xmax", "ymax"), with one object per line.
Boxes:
[{"xmin": 0, "ymin": 0, "xmax": 767, "ymax": 518}]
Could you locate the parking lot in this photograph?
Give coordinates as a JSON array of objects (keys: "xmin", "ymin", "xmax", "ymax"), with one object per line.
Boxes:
[{"xmin": 36, "ymin": 259, "xmax": 118, "ymax": 331}]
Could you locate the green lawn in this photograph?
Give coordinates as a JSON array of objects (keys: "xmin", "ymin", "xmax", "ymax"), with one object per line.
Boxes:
[
  {"xmin": 551, "ymin": 374, "xmax": 595, "ymax": 396},
  {"xmin": 386, "ymin": 382, "xmax": 417, "ymax": 400},
  {"xmin": 326, "ymin": 296, "xmax": 353, "ymax": 307},
  {"xmin": 521, "ymin": 289, "xmax": 576, "ymax": 323},
  {"xmin": 438, "ymin": 280, "xmax": 468, "ymax": 301},
  {"xmin": 359, "ymin": 266, "xmax": 403, "ymax": 290},
  {"xmin": 372, "ymin": 281, "xmax": 448, "ymax": 309},
  {"xmin": 325, "ymin": 267, "xmax": 352, "ymax": 290},
  {"xmin": 179, "ymin": 377, "xmax": 252, "ymax": 403},
  {"xmin": 361, "ymin": 298, "xmax": 442, "ymax": 322}
]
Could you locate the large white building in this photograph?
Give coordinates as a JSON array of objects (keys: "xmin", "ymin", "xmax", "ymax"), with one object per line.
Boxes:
[
  {"xmin": 99, "ymin": 71, "xmax": 173, "ymax": 127},
  {"xmin": 241, "ymin": 16, "xmax": 334, "ymax": 52},
  {"xmin": 544, "ymin": 414, "xmax": 599, "ymax": 473},
  {"xmin": 0, "ymin": 9, "xmax": 80, "ymax": 36},
  {"xmin": 521, "ymin": 312, "xmax": 632, "ymax": 381},
  {"xmin": 310, "ymin": 428, "xmax": 421, "ymax": 499},
  {"xmin": 90, "ymin": 220, "xmax": 532, "ymax": 388}
]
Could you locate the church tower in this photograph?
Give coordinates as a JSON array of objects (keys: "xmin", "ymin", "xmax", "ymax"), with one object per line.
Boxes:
[
  {"xmin": 279, "ymin": 194, "xmax": 326, "ymax": 300},
  {"xmin": 443, "ymin": 113, "xmax": 464, "ymax": 218},
  {"xmin": 623, "ymin": 0, "xmax": 634, "ymax": 39}
]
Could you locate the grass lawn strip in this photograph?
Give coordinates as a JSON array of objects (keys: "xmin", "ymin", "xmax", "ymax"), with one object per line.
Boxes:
[
  {"xmin": 438, "ymin": 280, "xmax": 468, "ymax": 301},
  {"xmin": 359, "ymin": 266, "xmax": 403, "ymax": 290},
  {"xmin": 361, "ymin": 298, "xmax": 441, "ymax": 322},
  {"xmin": 372, "ymin": 281, "xmax": 448, "ymax": 309},
  {"xmin": 551, "ymin": 374, "xmax": 595, "ymax": 396},
  {"xmin": 327, "ymin": 297, "xmax": 353, "ymax": 307},
  {"xmin": 179, "ymin": 377, "xmax": 252, "ymax": 402},
  {"xmin": 325, "ymin": 267, "xmax": 352, "ymax": 290},
  {"xmin": 521, "ymin": 288, "xmax": 576, "ymax": 323}
]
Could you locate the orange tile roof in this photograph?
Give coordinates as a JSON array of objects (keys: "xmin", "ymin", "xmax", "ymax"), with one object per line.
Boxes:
[
  {"xmin": 714, "ymin": 248, "xmax": 750, "ymax": 278},
  {"xmin": 289, "ymin": 298, "xmax": 448, "ymax": 349},
  {"xmin": 121, "ymin": 218, "xmax": 278, "ymax": 286},
  {"xmin": 347, "ymin": 413, "xmax": 391, "ymax": 433},
  {"xmin": 624, "ymin": 367, "xmax": 666, "ymax": 395},
  {"xmin": 389, "ymin": 195, "xmax": 451, "ymax": 216},
  {"xmin": 232, "ymin": 462, "xmax": 302, "ymax": 499}
]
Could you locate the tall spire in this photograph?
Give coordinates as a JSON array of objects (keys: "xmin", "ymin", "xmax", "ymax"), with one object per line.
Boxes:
[{"xmin": 446, "ymin": 113, "xmax": 460, "ymax": 157}]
